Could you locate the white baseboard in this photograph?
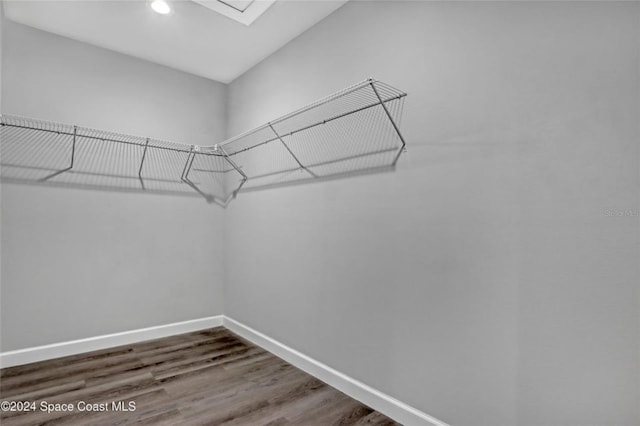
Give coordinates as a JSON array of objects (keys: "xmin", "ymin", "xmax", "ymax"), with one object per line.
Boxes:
[
  {"xmin": 1, "ymin": 315, "xmax": 446, "ymax": 426},
  {"xmin": 223, "ymin": 316, "xmax": 448, "ymax": 426},
  {"xmin": 0, "ymin": 315, "xmax": 223, "ymax": 368}
]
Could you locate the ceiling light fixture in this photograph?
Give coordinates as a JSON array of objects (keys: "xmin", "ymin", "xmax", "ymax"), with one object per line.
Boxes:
[{"xmin": 151, "ymin": 0, "xmax": 171, "ymax": 15}]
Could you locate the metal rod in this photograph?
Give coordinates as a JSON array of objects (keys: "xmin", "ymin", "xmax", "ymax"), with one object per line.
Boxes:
[
  {"xmin": 370, "ymin": 82, "xmax": 406, "ymax": 166},
  {"xmin": 181, "ymin": 150, "xmax": 194, "ymax": 180},
  {"xmin": 179, "ymin": 147, "xmax": 211, "ymax": 202},
  {"xmin": 268, "ymin": 123, "xmax": 317, "ymax": 178},
  {"xmin": 180, "ymin": 151, "xmax": 244, "ymax": 206},
  {"xmin": 70, "ymin": 126, "xmax": 77, "ymax": 168},
  {"xmin": 286, "ymin": 94, "xmax": 406, "ymax": 137},
  {"xmin": 219, "ymin": 176, "xmax": 246, "ymax": 206},
  {"xmin": 269, "ymin": 79, "xmax": 377, "ymax": 127},
  {"xmin": 232, "ymin": 176, "xmax": 248, "ymax": 198},
  {"xmin": 217, "ymin": 144, "xmax": 249, "ymax": 200},
  {"xmin": 218, "ymin": 144, "xmax": 247, "ymax": 180},
  {"xmin": 38, "ymin": 125, "xmax": 78, "ymax": 182},
  {"xmin": 183, "ymin": 148, "xmax": 197, "ymax": 181},
  {"xmin": 0, "ymin": 123, "xmax": 223, "ymax": 156},
  {"xmin": 239, "ymin": 164, "xmax": 396, "ymax": 194},
  {"xmin": 245, "ymin": 146, "xmax": 398, "ymax": 181},
  {"xmin": 216, "ymin": 79, "xmax": 377, "ymax": 148},
  {"xmin": 138, "ymin": 138, "xmax": 149, "ymax": 178},
  {"xmin": 225, "ymin": 93, "xmax": 406, "ymax": 157}
]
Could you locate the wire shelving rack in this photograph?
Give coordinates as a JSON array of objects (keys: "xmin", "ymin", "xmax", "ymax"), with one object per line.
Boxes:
[{"xmin": 0, "ymin": 78, "xmax": 407, "ymax": 206}]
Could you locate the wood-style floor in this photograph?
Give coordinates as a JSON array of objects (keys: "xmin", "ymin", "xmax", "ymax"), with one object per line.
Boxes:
[{"xmin": 0, "ymin": 327, "xmax": 399, "ymax": 425}]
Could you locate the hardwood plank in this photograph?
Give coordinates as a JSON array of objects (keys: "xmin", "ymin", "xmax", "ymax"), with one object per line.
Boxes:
[
  {"xmin": 0, "ymin": 328, "xmax": 399, "ymax": 425},
  {"xmin": 353, "ymin": 411, "xmax": 399, "ymax": 425}
]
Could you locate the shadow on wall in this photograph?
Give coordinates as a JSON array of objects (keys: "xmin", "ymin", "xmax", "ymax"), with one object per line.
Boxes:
[
  {"xmin": 0, "ymin": 115, "xmax": 244, "ymax": 207},
  {"xmin": 0, "ymin": 79, "xmax": 408, "ymax": 205}
]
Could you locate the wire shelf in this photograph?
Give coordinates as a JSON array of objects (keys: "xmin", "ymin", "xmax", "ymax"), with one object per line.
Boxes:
[
  {"xmin": 1, "ymin": 78, "xmax": 407, "ymax": 205},
  {"xmin": 216, "ymin": 78, "xmax": 407, "ymax": 191}
]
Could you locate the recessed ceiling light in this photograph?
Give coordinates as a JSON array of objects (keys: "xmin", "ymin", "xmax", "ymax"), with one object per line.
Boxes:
[{"xmin": 151, "ymin": 0, "xmax": 171, "ymax": 15}]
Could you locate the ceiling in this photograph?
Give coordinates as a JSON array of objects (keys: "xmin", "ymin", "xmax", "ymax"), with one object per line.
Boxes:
[{"xmin": 2, "ymin": 0, "xmax": 348, "ymax": 83}]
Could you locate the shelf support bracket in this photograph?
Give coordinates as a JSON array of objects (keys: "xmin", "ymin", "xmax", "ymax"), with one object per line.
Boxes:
[
  {"xmin": 138, "ymin": 138, "xmax": 149, "ymax": 190},
  {"xmin": 181, "ymin": 145, "xmax": 217, "ymax": 203},
  {"xmin": 181, "ymin": 146, "xmax": 196, "ymax": 181},
  {"xmin": 218, "ymin": 144, "xmax": 248, "ymax": 203},
  {"xmin": 268, "ymin": 123, "xmax": 317, "ymax": 178},
  {"xmin": 369, "ymin": 81, "xmax": 407, "ymax": 166},
  {"xmin": 40, "ymin": 125, "xmax": 77, "ymax": 182}
]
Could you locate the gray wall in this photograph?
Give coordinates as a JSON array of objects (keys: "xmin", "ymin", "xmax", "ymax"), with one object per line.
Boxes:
[
  {"xmin": 1, "ymin": 3, "xmax": 638, "ymax": 425},
  {"xmin": 1, "ymin": 20, "xmax": 227, "ymax": 351},
  {"xmin": 0, "ymin": 3, "xmax": 3, "ymax": 110},
  {"xmin": 226, "ymin": 2, "xmax": 640, "ymax": 425},
  {"xmin": 1, "ymin": 3, "xmax": 4, "ymax": 346}
]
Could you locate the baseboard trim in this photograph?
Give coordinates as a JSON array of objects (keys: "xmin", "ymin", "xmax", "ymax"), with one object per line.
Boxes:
[
  {"xmin": 223, "ymin": 316, "xmax": 448, "ymax": 426},
  {"xmin": 1, "ymin": 315, "xmax": 447, "ymax": 425},
  {"xmin": 0, "ymin": 315, "xmax": 223, "ymax": 368}
]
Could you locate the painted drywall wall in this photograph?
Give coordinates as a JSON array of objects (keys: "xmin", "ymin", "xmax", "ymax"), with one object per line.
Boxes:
[
  {"xmin": 0, "ymin": 3, "xmax": 3, "ymax": 110},
  {"xmin": 0, "ymin": 19, "xmax": 227, "ymax": 351},
  {"xmin": 226, "ymin": 2, "xmax": 640, "ymax": 425},
  {"xmin": 1, "ymin": 4, "xmax": 4, "ymax": 350}
]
